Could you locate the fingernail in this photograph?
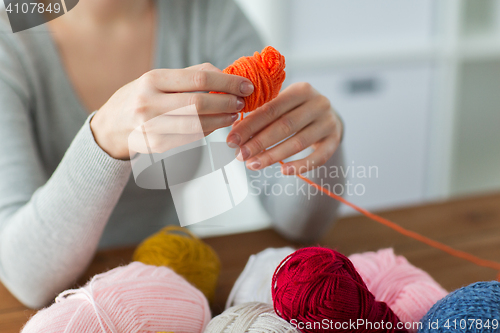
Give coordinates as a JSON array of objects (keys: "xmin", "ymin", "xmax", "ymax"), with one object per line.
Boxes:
[
  {"xmin": 236, "ymin": 150, "xmax": 243, "ymax": 161},
  {"xmin": 230, "ymin": 114, "xmax": 239, "ymax": 123},
  {"xmin": 247, "ymin": 159, "xmax": 261, "ymax": 170},
  {"xmin": 236, "ymin": 97, "xmax": 245, "ymax": 111},
  {"xmin": 240, "ymin": 82, "xmax": 254, "ymax": 95},
  {"xmin": 236, "ymin": 146, "xmax": 250, "ymax": 161},
  {"xmin": 283, "ymin": 165, "xmax": 295, "ymax": 174},
  {"xmin": 227, "ymin": 134, "xmax": 240, "ymax": 148},
  {"xmin": 240, "ymin": 146, "xmax": 250, "ymax": 160}
]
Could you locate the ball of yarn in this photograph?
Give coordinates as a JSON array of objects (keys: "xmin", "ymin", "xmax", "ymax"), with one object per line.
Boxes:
[
  {"xmin": 226, "ymin": 247, "xmax": 295, "ymax": 309},
  {"xmin": 418, "ymin": 281, "xmax": 500, "ymax": 333},
  {"xmin": 133, "ymin": 226, "xmax": 221, "ymax": 302},
  {"xmin": 272, "ymin": 247, "xmax": 407, "ymax": 333},
  {"xmin": 349, "ymin": 248, "xmax": 448, "ymax": 331},
  {"xmin": 212, "ymin": 46, "xmax": 286, "ymax": 114},
  {"xmin": 22, "ymin": 262, "xmax": 211, "ymax": 333},
  {"xmin": 205, "ymin": 302, "xmax": 299, "ymax": 333}
]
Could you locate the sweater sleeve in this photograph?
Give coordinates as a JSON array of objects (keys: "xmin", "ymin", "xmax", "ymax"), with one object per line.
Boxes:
[{"xmin": 0, "ymin": 36, "xmax": 131, "ymax": 308}]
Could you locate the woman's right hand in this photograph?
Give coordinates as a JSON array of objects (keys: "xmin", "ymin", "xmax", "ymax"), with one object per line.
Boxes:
[{"xmin": 90, "ymin": 63, "xmax": 254, "ymax": 160}]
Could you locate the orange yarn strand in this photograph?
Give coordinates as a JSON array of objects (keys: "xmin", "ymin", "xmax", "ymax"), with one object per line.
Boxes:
[
  {"xmin": 223, "ymin": 46, "xmax": 500, "ymax": 279},
  {"xmin": 285, "ymin": 162, "xmax": 500, "ymax": 276}
]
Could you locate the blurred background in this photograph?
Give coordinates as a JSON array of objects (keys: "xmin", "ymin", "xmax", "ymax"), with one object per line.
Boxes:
[{"xmin": 235, "ymin": 0, "xmax": 500, "ymax": 216}]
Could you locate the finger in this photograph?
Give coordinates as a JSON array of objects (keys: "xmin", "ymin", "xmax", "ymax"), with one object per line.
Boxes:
[
  {"xmin": 142, "ymin": 68, "xmax": 254, "ymax": 96},
  {"xmin": 185, "ymin": 62, "xmax": 223, "ymax": 73},
  {"xmin": 232, "ymin": 119, "xmax": 242, "ymax": 128},
  {"xmin": 151, "ymin": 92, "xmax": 245, "ymax": 115},
  {"xmin": 128, "ymin": 129, "xmax": 209, "ymax": 155},
  {"xmin": 227, "ymin": 83, "xmax": 313, "ymax": 148},
  {"xmin": 280, "ymin": 136, "xmax": 339, "ymax": 175},
  {"xmin": 143, "ymin": 113, "xmax": 238, "ymax": 135},
  {"xmin": 243, "ymin": 118, "xmax": 334, "ymax": 169},
  {"xmin": 199, "ymin": 114, "xmax": 239, "ymax": 132},
  {"xmin": 145, "ymin": 133, "xmax": 209, "ymax": 154},
  {"xmin": 235, "ymin": 98, "xmax": 325, "ymax": 160}
]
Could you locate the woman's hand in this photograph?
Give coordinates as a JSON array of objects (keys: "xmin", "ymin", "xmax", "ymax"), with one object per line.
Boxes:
[
  {"xmin": 227, "ymin": 82, "xmax": 342, "ymax": 175},
  {"xmin": 91, "ymin": 63, "xmax": 255, "ymax": 160}
]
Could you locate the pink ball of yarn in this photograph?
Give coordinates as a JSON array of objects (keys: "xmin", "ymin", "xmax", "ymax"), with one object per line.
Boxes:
[
  {"xmin": 348, "ymin": 248, "xmax": 448, "ymax": 332},
  {"xmin": 21, "ymin": 262, "xmax": 211, "ymax": 333}
]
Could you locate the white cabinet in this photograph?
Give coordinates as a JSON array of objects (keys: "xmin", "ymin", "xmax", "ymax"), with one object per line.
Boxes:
[
  {"xmin": 452, "ymin": 60, "xmax": 500, "ymax": 195},
  {"xmin": 288, "ymin": 0, "xmax": 435, "ymax": 55},
  {"xmin": 462, "ymin": 0, "xmax": 500, "ymax": 37},
  {"xmin": 287, "ymin": 63, "xmax": 433, "ymax": 214}
]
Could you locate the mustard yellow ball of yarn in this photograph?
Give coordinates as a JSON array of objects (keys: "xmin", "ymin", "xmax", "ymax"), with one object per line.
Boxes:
[{"xmin": 133, "ymin": 226, "xmax": 221, "ymax": 302}]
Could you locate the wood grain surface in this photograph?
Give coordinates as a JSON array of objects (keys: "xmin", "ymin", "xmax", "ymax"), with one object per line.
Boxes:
[{"xmin": 1, "ymin": 192, "xmax": 499, "ymax": 332}]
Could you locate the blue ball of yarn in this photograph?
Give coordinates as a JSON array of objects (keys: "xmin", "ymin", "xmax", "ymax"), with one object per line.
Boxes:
[{"xmin": 419, "ymin": 281, "xmax": 500, "ymax": 333}]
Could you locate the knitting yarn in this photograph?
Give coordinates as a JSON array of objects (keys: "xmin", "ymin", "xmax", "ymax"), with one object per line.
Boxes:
[
  {"xmin": 418, "ymin": 281, "xmax": 500, "ymax": 333},
  {"xmin": 133, "ymin": 226, "xmax": 221, "ymax": 302},
  {"xmin": 205, "ymin": 302, "xmax": 299, "ymax": 333},
  {"xmin": 212, "ymin": 46, "xmax": 286, "ymax": 116},
  {"xmin": 349, "ymin": 248, "xmax": 448, "ymax": 332},
  {"xmin": 226, "ymin": 247, "xmax": 295, "ymax": 309},
  {"xmin": 21, "ymin": 262, "xmax": 211, "ymax": 333},
  {"xmin": 272, "ymin": 247, "xmax": 407, "ymax": 333}
]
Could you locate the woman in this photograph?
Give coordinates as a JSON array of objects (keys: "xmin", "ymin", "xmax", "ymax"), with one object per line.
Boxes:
[{"xmin": 0, "ymin": 0, "xmax": 344, "ymax": 308}]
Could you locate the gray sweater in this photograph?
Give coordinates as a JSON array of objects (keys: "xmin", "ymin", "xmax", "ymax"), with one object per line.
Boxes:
[{"xmin": 0, "ymin": 0, "xmax": 345, "ymax": 309}]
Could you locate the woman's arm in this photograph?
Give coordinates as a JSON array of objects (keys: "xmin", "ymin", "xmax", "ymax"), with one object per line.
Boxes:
[
  {"xmin": 0, "ymin": 83, "xmax": 131, "ymax": 309},
  {"xmin": 0, "ymin": 34, "xmax": 133, "ymax": 309}
]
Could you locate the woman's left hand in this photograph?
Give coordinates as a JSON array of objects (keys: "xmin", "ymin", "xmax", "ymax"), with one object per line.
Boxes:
[{"xmin": 226, "ymin": 82, "xmax": 343, "ymax": 175}]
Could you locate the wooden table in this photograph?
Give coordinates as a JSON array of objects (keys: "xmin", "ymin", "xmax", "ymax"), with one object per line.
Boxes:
[{"xmin": 2, "ymin": 192, "xmax": 500, "ymax": 332}]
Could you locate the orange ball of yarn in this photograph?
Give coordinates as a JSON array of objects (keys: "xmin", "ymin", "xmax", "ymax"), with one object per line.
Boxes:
[{"xmin": 212, "ymin": 46, "xmax": 286, "ymax": 115}]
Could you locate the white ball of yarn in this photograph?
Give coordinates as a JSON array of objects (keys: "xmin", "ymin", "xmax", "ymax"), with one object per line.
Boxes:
[
  {"xmin": 205, "ymin": 302, "xmax": 299, "ymax": 333},
  {"xmin": 226, "ymin": 247, "xmax": 295, "ymax": 309}
]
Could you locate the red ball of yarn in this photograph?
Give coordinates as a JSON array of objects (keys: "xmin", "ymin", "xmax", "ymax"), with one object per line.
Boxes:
[{"xmin": 271, "ymin": 247, "xmax": 407, "ymax": 333}]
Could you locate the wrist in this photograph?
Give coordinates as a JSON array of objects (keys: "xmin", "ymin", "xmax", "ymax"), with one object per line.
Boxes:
[{"xmin": 90, "ymin": 111, "xmax": 128, "ymax": 160}]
